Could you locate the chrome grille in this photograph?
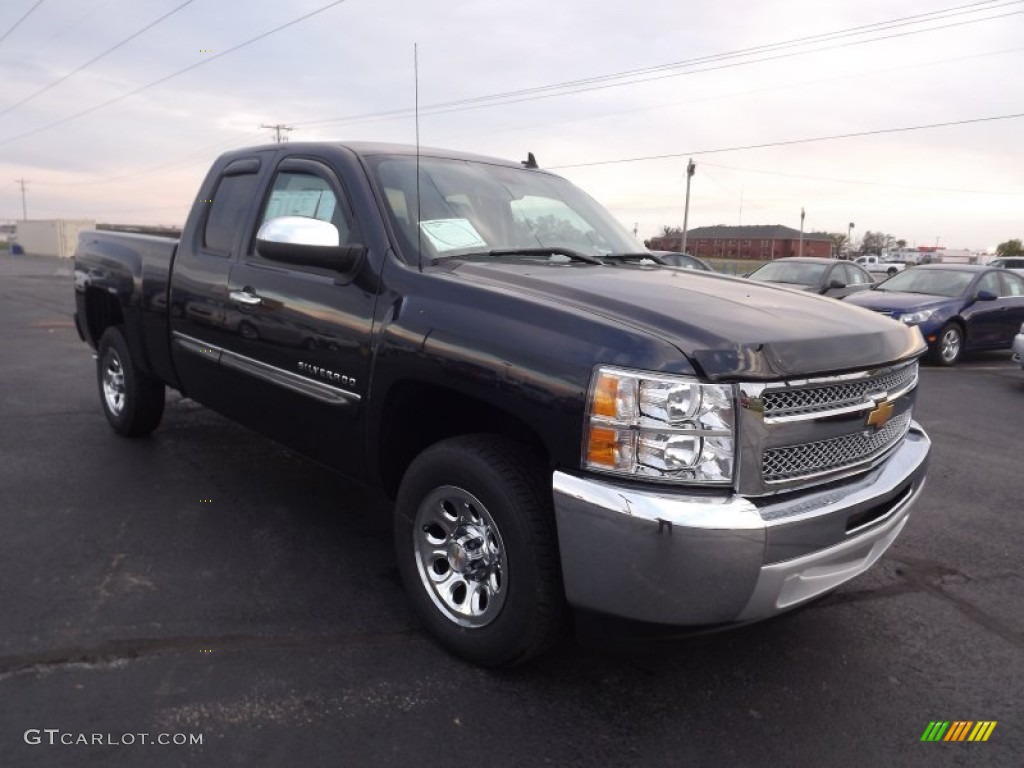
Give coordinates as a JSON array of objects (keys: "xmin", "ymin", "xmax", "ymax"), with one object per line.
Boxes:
[
  {"xmin": 762, "ymin": 362, "xmax": 917, "ymax": 420},
  {"xmin": 762, "ymin": 410, "xmax": 912, "ymax": 483}
]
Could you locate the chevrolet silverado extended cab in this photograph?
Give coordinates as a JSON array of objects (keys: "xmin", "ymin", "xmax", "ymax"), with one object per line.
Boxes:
[{"xmin": 74, "ymin": 142, "xmax": 931, "ymax": 665}]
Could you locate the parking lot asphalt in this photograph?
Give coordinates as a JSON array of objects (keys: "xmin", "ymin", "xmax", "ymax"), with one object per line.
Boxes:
[{"xmin": 1, "ymin": 252, "xmax": 1022, "ymax": 767}]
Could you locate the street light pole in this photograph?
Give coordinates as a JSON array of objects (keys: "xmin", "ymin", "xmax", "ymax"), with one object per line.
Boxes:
[
  {"xmin": 15, "ymin": 178, "xmax": 28, "ymax": 220},
  {"xmin": 799, "ymin": 207, "xmax": 805, "ymax": 257},
  {"xmin": 680, "ymin": 158, "xmax": 695, "ymax": 254}
]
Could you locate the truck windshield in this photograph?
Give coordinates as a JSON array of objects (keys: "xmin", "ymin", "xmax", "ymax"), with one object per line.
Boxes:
[{"xmin": 366, "ymin": 155, "xmax": 641, "ymax": 263}]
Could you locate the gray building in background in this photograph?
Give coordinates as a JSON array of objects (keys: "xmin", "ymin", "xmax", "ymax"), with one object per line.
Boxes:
[{"xmin": 13, "ymin": 220, "xmax": 96, "ymax": 258}]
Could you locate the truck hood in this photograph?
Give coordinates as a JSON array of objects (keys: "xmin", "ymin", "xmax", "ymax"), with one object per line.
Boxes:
[{"xmin": 441, "ymin": 261, "xmax": 925, "ymax": 381}]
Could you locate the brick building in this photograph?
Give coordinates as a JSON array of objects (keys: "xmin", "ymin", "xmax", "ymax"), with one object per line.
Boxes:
[{"xmin": 648, "ymin": 225, "xmax": 833, "ymax": 260}]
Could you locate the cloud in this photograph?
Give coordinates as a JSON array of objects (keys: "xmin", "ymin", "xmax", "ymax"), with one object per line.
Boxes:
[{"xmin": 0, "ymin": 0, "xmax": 1020, "ymax": 247}]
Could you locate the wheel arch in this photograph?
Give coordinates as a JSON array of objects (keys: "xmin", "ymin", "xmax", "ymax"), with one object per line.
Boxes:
[
  {"xmin": 83, "ymin": 286, "xmax": 124, "ymax": 347},
  {"xmin": 375, "ymin": 380, "xmax": 553, "ymax": 500}
]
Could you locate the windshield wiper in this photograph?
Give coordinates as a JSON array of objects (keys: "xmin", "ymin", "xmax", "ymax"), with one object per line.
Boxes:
[
  {"xmin": 600, "ymin": 252, "xmax": 667, "ymax": 264},
  {"xmin": 433, "ymin": 247, "xmax": 603, "ymax": 265}
]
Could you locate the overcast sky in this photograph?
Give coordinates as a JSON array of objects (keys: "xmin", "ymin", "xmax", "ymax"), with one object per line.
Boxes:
[{"xmin": 0, "ymin": 0, "xmax": 1021, "ymax": 250}]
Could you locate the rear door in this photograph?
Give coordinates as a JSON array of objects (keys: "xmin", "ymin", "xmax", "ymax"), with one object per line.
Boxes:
[
  {"xmin": 965, "ymin": 271, "xmax": 1012, "ymax": 348},
  {"xmin": 221, "ymin": 156, "xmax": 378, "ymax": 474},
  {"xmin": 997, "ymin": 271, "xmax": 1024, "ymax": 343},
  {"xmin": 169, "ymin": 155, "xmax": 268, "ymax": 414}
]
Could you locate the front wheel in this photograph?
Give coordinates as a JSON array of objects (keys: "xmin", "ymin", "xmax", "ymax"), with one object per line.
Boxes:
[
  {"xmin": 933, "ymin": 322, "xmax": 963, "ymax": 366},
  {"xmin": 96, "ymin": 327, "xmax": 165, "ymax": 436},
  {"xmin": 393, "ymin": 435, "xmax": 567, "ymax": 666}
]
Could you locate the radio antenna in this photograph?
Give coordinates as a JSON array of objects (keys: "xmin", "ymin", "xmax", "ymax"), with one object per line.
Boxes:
[{"xmin": 414, "ymin": 43, "xmax": 423, "ymax": 273}]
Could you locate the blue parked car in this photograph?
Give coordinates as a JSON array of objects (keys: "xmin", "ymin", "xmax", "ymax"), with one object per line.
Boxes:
[{"xmin": 843, "ymin": 265, "xmax": 1024, "ymax": 365}]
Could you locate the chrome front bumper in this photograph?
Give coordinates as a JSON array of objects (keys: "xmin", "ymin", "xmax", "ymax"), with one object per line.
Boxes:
[{"xmin": 552, "ymin": 423, "xmax": 930, "ymax": 625}]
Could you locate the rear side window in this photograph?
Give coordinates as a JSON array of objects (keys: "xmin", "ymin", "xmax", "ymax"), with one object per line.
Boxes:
[
  {"xmin": 1000, "ymin": 272, "xmax": 1024, "ymax": 296},
  {"xmin": 204, "ymin": 172, "xmax": 260, "ymax": 255}
]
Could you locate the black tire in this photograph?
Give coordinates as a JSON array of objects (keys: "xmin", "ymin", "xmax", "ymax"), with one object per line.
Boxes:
[
  {"xmin": 932, "ymin": 322, "xmax": 963, "ymax": 366},
  {"xmin": 394, "ymin": 435, "xmax": 567, "ymax": 666},
  {"xmin": 96, "ymin": 326, "xmax": 165, "ymax": 437}
]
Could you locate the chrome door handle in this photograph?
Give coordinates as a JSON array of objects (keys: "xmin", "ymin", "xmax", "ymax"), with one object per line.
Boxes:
[{"xmin": 229, "ymin": 290, "xmax": 262, "ymax": 306}]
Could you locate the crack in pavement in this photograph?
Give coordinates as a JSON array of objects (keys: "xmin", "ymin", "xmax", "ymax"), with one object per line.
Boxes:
[
  {"xmin": 0, "ymin": 629, "xmax": 418, "ymax": 682},
  {"xmin": 825, "ymin": 555, "xmax": 1023, "ymax": 649}
]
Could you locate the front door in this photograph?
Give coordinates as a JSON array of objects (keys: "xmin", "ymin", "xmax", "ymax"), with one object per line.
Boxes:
[{"xmin": 221, "ymin": 158, "xmax": 379, "ymax": 475}]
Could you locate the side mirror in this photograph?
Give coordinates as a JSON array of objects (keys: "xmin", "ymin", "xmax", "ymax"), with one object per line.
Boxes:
[
  {"xmin": 976, "ymin": 290, "xmax": 998, "ymax": 302},
  {"xmin": 255, "ymin": 216, "xmax": 365, "ymax": 272},
  {"xmin": 825, "ymin": 279, "xmax": 846, "ymax": 292}
]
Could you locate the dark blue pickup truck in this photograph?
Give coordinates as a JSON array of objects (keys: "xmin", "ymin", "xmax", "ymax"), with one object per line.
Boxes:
[{"xmin": 73, "ymin": 142, "xmax": 930, "ymax": 665}]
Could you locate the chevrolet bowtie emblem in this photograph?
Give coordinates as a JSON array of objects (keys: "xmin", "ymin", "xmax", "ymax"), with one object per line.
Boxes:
[{"xmin": 866, "ymin": 398, "xmax": 895, "ymax": 430}]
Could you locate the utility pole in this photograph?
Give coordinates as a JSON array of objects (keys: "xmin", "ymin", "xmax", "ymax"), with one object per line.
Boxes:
[
  {"xmin": 260, "ymin": 123, "xmax": 293, "ymax": 143},
  {"xmin": 680, "ymin": 158, "xmax": 695, "ymax": 254},
  {"xmin": 15, "ymin": 178, "xmax": 28, "ymax": 220},
  {"xmin": 799, "ymin": 207, "xmax": 805, "ymax": 257},
  {"xmin": 847, "ymin": 222, "xmax": 855, "ymax": 258}
]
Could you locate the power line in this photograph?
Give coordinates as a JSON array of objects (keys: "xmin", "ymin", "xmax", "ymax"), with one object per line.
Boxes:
[
  {"xmin": 440, "ymin": 44, "xmax": 1023, "ymax": 145},
  {"xmin": 400, "ymin": 0, "xmax": 1020, "ymax": 114},
  {"xmin": 0, "ymin": 0, "xmax": 196, "ymax": 119},
  {"xmin": 0, "ymin": 0, "xmax": 46, "ymax": 46},
  {"xmin": 291, "ymin": 0, "xmax": 1023, "ymax": 128},
  {"xmin": 29, "ymin": 0, "xmax": 114, "ymax": 60},
  {"xmin": 698, "ymin": 161, "xmax": 1024, "ymax": 196},
  {"xmin": 411, "ymin": 9, "xmax": 1024, "ymax": 122},
  {"xmin": 547, "ymin": 112, "xmax": 1024, "ymax": 169},
  {"xmin": 0, "ymin": 0, "xmax": 352, "ymax": 148}
]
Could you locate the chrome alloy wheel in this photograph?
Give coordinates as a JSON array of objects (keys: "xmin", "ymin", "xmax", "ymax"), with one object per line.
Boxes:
[
  {"xmin": 940, "ymin": 326, "xmax": 962, "ymax": 363},
  {"xmin": 413, "ymin": 486, "xmax": 507, "ymax": 628},
  {"xmin": 102, "ymin": 349, "xmax": 126, "ymax": 416}
]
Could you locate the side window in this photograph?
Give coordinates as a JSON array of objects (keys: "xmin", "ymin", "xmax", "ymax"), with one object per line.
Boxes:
[
  {"xmin": 1000, "ymin": 272, "xmax": 1024, "ymax": 297},
  {"xmin": 977, "ymin": 272, "xmax": 1001, "ymax": 296},
  {"xmin": 260, "ymin": 171, "xmax": 352, "ymax": 244},
  {"xmin": 850, "ymin": 265, "xmax": 873, "ymax": 285},
  {"xmin": 204, "ymin": 172, "xmax": 260, "ymax": 254}
]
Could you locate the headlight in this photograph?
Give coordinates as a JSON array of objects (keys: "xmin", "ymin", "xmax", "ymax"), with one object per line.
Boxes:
[
  {"xmin": 900, "ymin": 309, "xmax": 934, "ymax": 325},
  {"xmin": 584, "ymin": 367, "xmax": 735, "ymax": 484}
]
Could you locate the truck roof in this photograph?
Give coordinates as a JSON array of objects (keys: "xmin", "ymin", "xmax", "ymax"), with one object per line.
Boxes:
[{"xmin": 219, "ymin": 141, "xmax": 535, "ymax": 170}]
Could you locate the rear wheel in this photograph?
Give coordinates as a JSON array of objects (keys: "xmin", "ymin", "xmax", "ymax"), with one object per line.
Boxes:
[
  {"xmin": 394, "ymin": 435, "xmax": 567, "ymax": 666},
  {"xmin": 97, "ymin": 327, "xmax": 165, "ymax": 436},
  {"xmin": 933, "ymin": 322, "xmax": 963, "ymax": 366}
]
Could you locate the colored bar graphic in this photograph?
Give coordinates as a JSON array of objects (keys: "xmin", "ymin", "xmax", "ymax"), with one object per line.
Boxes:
[
  {"xmin": 921, "ymin": 721, "xmax": 996, "ymax": 742},
  {"xmin": 921, "ymin": 721, "xmax": 949, "ymax": 741},
  {"xmin": 968, "ymin": 722, "xmax": 997, "ymax": 742},
  {"xmin": 944, "ymin": 721, "xmax": 972, "ymax": 741}
]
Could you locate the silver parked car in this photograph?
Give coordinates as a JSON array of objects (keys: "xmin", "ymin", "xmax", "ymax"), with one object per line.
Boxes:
[{"xmin": 989, "ymin": 257, "xmax": 1024, "ymax": 275}]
